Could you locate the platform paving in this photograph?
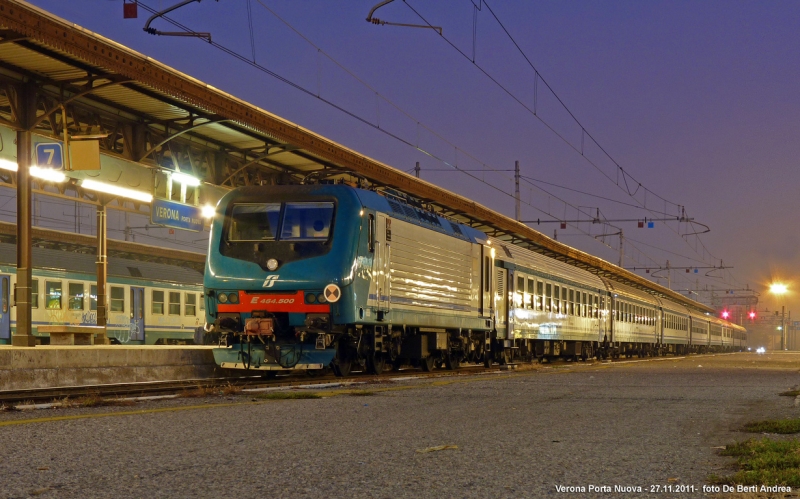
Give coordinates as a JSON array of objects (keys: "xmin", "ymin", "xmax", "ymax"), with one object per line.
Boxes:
[
  {"xmin": 2, "ymin": 352, "xmax": 799, "ymax": 498},
  {"xmin": 0, "ymin": 345, "xmax": 217, "ymax": 390}
]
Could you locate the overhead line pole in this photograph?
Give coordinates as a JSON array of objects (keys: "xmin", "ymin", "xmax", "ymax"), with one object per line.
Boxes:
[{"xmin": 514, "ymin": 160, "xmax": 520, "ymax": 221}]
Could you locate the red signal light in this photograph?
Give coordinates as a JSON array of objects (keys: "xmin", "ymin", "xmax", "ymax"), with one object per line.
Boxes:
[
  {"xmin": 749, "ymin": 311, "xmax": 756, "ymax": 320},
  {"xmin": 722, "ymin": 310, "xmax": 730, "ymax": 319}
]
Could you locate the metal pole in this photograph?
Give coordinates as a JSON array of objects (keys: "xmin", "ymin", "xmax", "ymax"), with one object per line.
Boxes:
[
  {"xmin": 618, "ymin": 230, "xmax": 623, "ymax": 267},
  {"xmin": 781, "ymin": 305, "xmax": 785, "ymax": 350},
  {"xmin": 96, "ymin": 202, "xmax": 108, "ymax": 328},
  {"xmin": 414, "ymin": 161, "xmax": 420, "ymax": 178},
  {"xmin": 514, "ymin": 160, "xmax": 520, "ymax": 221},
  {"xmin": 12, "ymin": 85, "xmax": 35, "ymax": 346}
]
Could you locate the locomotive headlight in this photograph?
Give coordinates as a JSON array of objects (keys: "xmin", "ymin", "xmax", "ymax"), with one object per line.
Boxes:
[
  {"xmin": 228, "ymin": 292, "xmax": 239, "ymax": 304},
  {"xmin": 306, "ymin": 293, "xmax": 317, "ymax": 303},
  {"xmin": 218, "ymin": 293, "xmax": 229, "ymax": 304},
  {"xmin": 317, "ymin": 293, "xmax": 327, "ymax": 303},
  {"xmin": 266, "ymin": 258, "xmax": 279, "ymax": 271}
]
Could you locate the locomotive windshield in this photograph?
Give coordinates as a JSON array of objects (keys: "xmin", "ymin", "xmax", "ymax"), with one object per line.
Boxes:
[
  {"xmin": 228, "ymin": 203, "xmax": 281, "ymax": 241},
  {"xmin": 228, "ymin": 202, "xmax": 334, "ymax": 242}
]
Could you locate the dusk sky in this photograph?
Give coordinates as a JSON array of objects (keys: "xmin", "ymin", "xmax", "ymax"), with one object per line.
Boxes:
[{"xmin": 23, "ymin": 0, "xmax": 800, "ymax": 315}]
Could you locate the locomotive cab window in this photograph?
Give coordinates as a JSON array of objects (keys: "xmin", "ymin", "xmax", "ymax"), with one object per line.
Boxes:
[
  {"xmin": 228, "ymin": 203, "xmax": 281, "ymax": 241},
  {"xmin": 280, "ymin": 202, "xmax": 334, "ymax": 241}
]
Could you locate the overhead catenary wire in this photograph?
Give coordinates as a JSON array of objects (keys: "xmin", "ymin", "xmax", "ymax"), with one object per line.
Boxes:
[
  {"xmin": 134, "ymin": 1, "xmax": 737, "ymax": 291},
  {"xmin": 401, "ymin": 0, "xmax": 725, "ymax": 268}
]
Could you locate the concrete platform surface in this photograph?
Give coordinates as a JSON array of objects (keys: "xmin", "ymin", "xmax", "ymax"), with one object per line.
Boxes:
[{"xmin": 0, "ymin": 345, "xmax": 217, "ymax": 391}]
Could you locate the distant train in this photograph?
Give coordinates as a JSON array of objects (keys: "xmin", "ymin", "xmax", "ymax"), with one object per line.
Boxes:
[
  {"xmin": 0, "ymin": 243, "xmax": 204, "ymax": 345},
  {"xmin": 203, "ymin": 184, "xmax": 745, "ymax": 376}
]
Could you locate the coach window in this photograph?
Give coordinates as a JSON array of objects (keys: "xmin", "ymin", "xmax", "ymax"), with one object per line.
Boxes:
[
  {"xmin": 152, "ymin": 290, "xmax": 164, "ymax": 315},
  {"xmin": 90, "ymin": 285, "xmax": 97, "ymax": 311},
  {"xmin": 581, "ymin": 292, "xmax": 586, "ymax": 317},
  {"xmin": 568, "ymin": 289, "xmax": 574, "ymax": 315},
  {"xmin": 553, "ymin": 285, "xmax": 560, "ymax": 313},
  {"xmin": 31, "ymin": 279, "xmax": 39, "ymax": 309},
  {"xmin": 169, "ymin": 292, "xmax": 181, "ymax": 315},
  {"xmin": 110, "ymin": 286, "xmax": 125, "ymax": 312},
  {"xmin": 594, "ymin": 295, "xmax": 599, "ymax": 318},
  {"xmin": 536, "ymin": 281, "xmax": 544, "ymax": 311},
  {"xmin": 545, "ymin": 283, "xmax": 552, "ymax": 312},
  {"xmin": 185, "ymin": 293, "xmax": 197, "ymax": 316},
  {"xmin": 199, "ymin": 294, "xmax": 205, "ymax": 313},
  {"xmin": 68, "ymin": 283, "xmax": 84, "ymax": 311},
  {"xmin": 46, "ymin": 281, "xmax": 62, "ymax": 309},
  {"xmin": 527, "ymin": 278, "xmax": 535, "ymax": 309},
  {"xmin": 562, "ymin": 287, "xmax": 567, "ymax": 315},
  {"xmin": 516, "ymin": 276, "xmax": 525, "ymax": 308}
]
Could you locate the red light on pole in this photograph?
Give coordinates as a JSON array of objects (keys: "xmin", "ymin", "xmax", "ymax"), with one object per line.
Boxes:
[
  {"xmin": 722, "ymin": 310, "xmax": 730, "ymax": 319},
  {"xmin": 749, "ymin": 311, "xmax": 756, "ymax": 320}
]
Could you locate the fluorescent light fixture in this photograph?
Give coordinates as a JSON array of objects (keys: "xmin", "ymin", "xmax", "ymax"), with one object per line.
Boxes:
[
  {"xmin": 30, "ymin": 166, "xmax": 67, "ymax": 183},
  {"xmin": 0, "ymin": 159, "xmax": 18, "ymax": 172},
  {"xmin": 171, "ymin": 171, "xmax": 201, "ymax": 187},
  {"xmin": 201, "ymin": 204, "xmax": 216, "ymax": 219},
  {"xmin": 81, "ymin": 179, "xmax": 153, "ymax": 203}
]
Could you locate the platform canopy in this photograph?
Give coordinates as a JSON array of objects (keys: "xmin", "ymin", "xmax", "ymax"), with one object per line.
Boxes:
[{"xmin": 0, "ymin": 0, "xmax": 714, "ymax": 314}]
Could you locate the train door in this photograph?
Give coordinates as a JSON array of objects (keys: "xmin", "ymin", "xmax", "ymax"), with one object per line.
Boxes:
[
  {"xmin": 129, "ymin": 287, "xmax": 145, "ymax": 342},
  {"xmin": 374, "ymin": 213, "xmax": 391, "ymax": 313},
  {"xmin": 0, "ymin": 275, "xmax": 9, "ymax": 341}
]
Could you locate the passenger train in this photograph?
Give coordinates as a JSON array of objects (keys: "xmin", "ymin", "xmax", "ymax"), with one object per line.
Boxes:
[
  {"xmin": 204, "ymin": 184, "xmax": 746, "ymax": 376},
  {"xmin": 0, "ymin": 243, "xmax": 204, "ymax": 345}
]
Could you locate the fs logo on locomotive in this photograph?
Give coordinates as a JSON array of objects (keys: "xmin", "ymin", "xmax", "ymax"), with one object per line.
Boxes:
[{"xmin": 262, "ymin": 275, "xmax": 279, "ymax": 288}]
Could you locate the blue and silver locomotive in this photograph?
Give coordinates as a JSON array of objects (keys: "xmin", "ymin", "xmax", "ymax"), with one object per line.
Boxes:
[{"xmin": 204, "ymin": 184, "xmax": 495, "ymax": 376}]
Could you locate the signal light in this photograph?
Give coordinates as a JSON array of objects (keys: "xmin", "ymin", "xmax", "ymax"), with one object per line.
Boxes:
[
  {"xmin": 721, "ymin": 310, "xmax": 730, "ymax": 319},
  {"xmin": 749, "ymin": 311, "xmax": 756, "ymax": 320}
]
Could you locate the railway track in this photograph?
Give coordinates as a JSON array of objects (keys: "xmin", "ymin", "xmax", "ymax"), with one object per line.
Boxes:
[
  {"xmin": 0, "ymin": 364, "xmax": 496, "ymax": 406},
  {"xmin": 1, "ymin": 353, "xmax": 735, "ymax": 407}
]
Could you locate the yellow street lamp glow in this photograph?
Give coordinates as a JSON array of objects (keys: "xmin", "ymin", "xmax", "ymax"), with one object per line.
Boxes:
[
  {"xmin": 30, "ymin": 166, "xmax": 67, "ymax": 183},
  {"xmin": 81, "ymin": 179, "xmax": 153, "ymax": 203},
  {"xmin": 770, "ymin": 283, "xmax": 788, "ymax": 295},
  {"xmin": 201, "ymin": 204, "xmax": 216, "ymax": 219}
]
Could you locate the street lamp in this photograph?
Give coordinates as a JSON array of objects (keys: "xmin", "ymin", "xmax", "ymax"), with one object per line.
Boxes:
[{"xmin": 770, "ymin": 283, "xmax": 788, "ymax": 350}]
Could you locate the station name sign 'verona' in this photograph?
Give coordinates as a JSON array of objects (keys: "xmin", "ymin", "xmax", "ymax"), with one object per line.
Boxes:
[{"xmin": 151, "ymin": 198, "xmax": 203, "ymax": 232}]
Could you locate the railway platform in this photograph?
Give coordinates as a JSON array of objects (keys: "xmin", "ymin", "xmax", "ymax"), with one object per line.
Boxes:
[{"xmin": 0, "ymin": 345, "xmax": 217, "ymax": 391}]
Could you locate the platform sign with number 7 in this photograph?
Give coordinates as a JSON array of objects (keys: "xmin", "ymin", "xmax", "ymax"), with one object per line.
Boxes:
[{"xmin": 35, "ymin": 143, "xmax": 63, "ymax": 170}]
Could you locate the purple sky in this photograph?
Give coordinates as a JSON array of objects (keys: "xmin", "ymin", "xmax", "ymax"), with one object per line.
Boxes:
[{"xmin": 23, "ymin": 0, "xmax": 800, "ymax": 314}]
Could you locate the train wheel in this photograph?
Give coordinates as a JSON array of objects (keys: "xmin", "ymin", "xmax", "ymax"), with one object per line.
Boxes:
[
  {"xmin": 421, "ymin": 356, "xmax": 435, "ymax": 372},
  {"xmin": 333, "ymin": 359, "xmax": 352, "ymax": 377},
  {"xmin": 367, "ymin": 354, "xmax": 385, "ymax": 375},
  {"xmin": 445, "ymin": 352, "xmax": 461, "ymax": 370}
]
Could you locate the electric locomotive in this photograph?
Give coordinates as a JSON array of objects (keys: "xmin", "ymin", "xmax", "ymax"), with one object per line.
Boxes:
[{"xmin": 204, "ymin": 184, "xmax": 494, "ymax": 376}]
